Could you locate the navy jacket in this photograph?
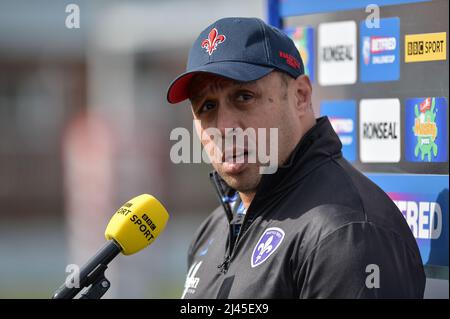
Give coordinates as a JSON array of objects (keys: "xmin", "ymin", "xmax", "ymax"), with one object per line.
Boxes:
[{"xmin": 182, "ymin": 117, "xmax": 426, "ymax": 298}]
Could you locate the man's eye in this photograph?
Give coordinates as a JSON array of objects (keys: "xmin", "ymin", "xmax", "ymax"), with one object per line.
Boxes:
[
  {"xmin": 236, "ymin": 92, "xmax": 254, "ymax": 102},
  {"xmin": 199, "ymin": 101, "xmax": 216, "ymax": 114}
]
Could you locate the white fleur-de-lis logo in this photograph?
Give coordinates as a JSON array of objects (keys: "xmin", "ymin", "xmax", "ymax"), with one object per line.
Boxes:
[
  {"xmin": 251, "ymin": 227, "xmax": 285, "ymax": 268},
  {"xmin": 256, "ymin": 235, "xmax": 273, "ymax": 262}
]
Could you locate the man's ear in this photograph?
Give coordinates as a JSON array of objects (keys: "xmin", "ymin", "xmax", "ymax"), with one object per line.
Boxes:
[{"xmin": 293, "ymin": 75, "xmax": 312, "ymax": 115}]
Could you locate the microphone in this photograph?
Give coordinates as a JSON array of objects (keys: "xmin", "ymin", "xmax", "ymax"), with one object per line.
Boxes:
[{"xmin": 52, "ymin": 194, "xmax": 169, "ymax": 299}]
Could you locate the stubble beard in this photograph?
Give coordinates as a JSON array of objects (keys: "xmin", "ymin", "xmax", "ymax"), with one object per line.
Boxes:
[{"xmin": 213, "ymin": 162, "xmax": 262, "ymax": 193}]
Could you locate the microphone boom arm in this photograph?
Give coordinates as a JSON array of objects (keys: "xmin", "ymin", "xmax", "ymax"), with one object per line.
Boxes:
[
  {"xmin": 79, "ymin": 263, "xmax": 111, "ymax": 299},
  {"xmin": 52, "ymin": 240, "xmax": 122, "ymax": 299}
]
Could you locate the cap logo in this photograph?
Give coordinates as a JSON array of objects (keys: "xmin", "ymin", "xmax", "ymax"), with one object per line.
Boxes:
[
  {"xmin": 201, "ymin": 28, "xmax": 226, "ymax": 56},
  {"xmin": 279, "ymin": 51, "xmax": 301, "ymax": 69}
]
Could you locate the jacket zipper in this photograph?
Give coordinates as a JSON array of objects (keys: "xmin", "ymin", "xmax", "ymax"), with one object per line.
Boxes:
[
  {"xmin": 210, "ymin": 172, "xmax": 254, "ymax": 274},
  {"xmin": 210, "ymin": 172, "xmax": 239, "ymax": 274}
]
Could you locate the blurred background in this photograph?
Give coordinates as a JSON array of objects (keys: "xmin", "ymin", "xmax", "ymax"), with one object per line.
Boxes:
[{"xmin": 0, "ymin": 0, "xmax": 265, "ymax": 298}]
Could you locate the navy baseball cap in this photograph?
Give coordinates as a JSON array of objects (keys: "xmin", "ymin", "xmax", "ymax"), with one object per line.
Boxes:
[{"xmin": 166, "ymin": 17, "xmax": 304, "ymax": 104}]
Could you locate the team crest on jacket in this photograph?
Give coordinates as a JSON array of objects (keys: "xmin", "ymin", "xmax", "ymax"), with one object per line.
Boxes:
[
  {"xmin": 251, "ymin": 227, "xmax": 285, "ymax": 268},
  {"xmin": 201, "ymin": 28, "xmax": 226, "ymax": 55}
]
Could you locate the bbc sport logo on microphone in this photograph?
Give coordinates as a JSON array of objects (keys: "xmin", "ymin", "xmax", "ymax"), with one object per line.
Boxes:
[
  {"xmin": 53, "ymin": 194, "xmax": 169, "ymax": 299},
  {"xmin": 105, "ymin": 194, "xmax": 169, "ymax": 255}
]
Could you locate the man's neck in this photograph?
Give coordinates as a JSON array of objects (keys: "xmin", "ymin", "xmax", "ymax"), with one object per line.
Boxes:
[{"xmin": 239, "ymin": 191, "xmax": 256, "ymax": 209}]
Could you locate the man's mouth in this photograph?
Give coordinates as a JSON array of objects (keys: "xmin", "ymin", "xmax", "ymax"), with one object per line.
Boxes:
[
  {"xmin": 223, "ymin": 149, "xmax": 249, "ymax": 163},
  {"xmin": 221, "ymin": 149, "xmax": 249, "ymax": 174}
]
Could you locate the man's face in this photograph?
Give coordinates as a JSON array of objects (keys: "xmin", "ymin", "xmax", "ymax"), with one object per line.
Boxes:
[{"xmin": 188, "ymin": 71, "xmax": 304, "ymax": 193}]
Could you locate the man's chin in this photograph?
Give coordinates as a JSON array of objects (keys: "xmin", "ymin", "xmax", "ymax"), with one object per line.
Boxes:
[
  {"xmin": 221, "ymin": 161, "xmax": 247, "ymax": 175},
  {"xmin": 216, "ymin": 164, "xmax": 261, "ymax": 192}
]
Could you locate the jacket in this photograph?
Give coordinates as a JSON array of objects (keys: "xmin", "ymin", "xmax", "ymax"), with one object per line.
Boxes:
[{"xmin": 181, "ymin": 116, "xmax": 426, "ymax": 299}]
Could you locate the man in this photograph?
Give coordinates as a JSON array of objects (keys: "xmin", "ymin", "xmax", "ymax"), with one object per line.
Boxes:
[{"xmin": 167, "ymin": 17, "xmax": 425, "ymax": 298}]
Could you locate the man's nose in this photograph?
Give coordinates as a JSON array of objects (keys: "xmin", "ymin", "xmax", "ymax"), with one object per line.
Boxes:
[{"xmin": 215, "ymin": 103, "xmax": 241, "ymax": 136}]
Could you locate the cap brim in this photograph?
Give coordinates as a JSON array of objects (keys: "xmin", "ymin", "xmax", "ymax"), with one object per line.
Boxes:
[{"xmin": 166, "ymin": 61, "xmax": 274, "ymax": 104}]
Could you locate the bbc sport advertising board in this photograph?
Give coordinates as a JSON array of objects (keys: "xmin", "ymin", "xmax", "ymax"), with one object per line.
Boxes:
[
  {"xmin": 280, "ymin": 0, "xmax": 449, "ymax": 281},
  {"xmin": 282, "ymin": 0, "xmax": 449, "ymax": 175}
]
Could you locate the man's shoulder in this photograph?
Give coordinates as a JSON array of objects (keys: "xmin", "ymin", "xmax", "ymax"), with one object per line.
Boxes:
[
  {"xmin": 283, "ymin": 203, "xmax": 366, "ymax": 244},
  {"xmin": 274, "ymin": 156, "xmax": 419, "ymax": 257},
  {"xmin": 285, "ymin": 156, "xmax": 408, "ymax": 231},
  {"xmin": 286, "ymin": 204, "xmax": 422, "ymax": 275}
]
